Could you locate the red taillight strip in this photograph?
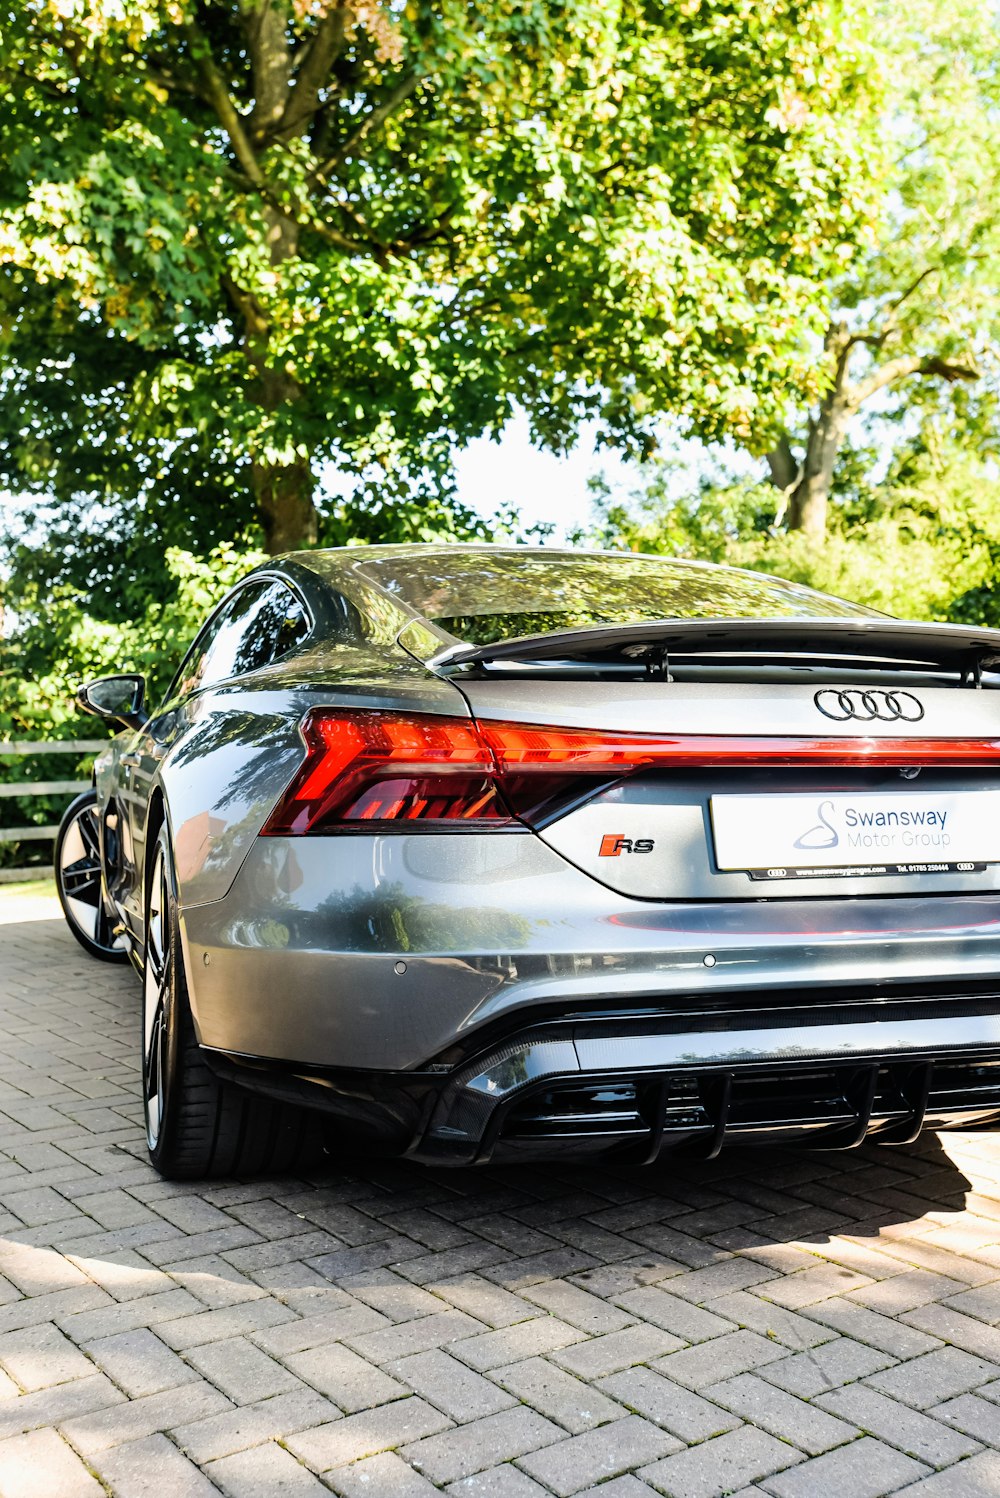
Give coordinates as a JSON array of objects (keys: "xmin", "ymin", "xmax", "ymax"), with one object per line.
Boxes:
[
  {"xmin": 261, "ymin": 709, "xmax": 1000, "ymax": 836},
  {"xmin": 479, "ymin": 724, "xmax": 1000, "ymax": 769}
]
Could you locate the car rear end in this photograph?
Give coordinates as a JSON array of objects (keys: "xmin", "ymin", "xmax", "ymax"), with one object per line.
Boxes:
[{"xmin": 185, "ymin": 548, "xmax": 1000, "ymax": 1164}]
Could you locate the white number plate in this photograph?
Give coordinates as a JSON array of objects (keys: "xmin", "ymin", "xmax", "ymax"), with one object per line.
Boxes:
[{"xmin": 710, "ymin": 790, "xmax": 1000, "ymax": 872}]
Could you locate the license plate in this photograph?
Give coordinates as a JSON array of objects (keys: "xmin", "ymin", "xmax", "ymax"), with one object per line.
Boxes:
[{"xmin": 710, "ymin": 790, "xmax": 1000, "ymax": 873}]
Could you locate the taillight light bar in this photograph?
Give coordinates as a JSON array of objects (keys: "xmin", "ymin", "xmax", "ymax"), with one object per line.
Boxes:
[
  {"xmin": 479, "ymin": 726, "xmax": 1000, "ymax": 770},
  {"xmin": 260, "ymin": 709, "xmax": 1000, "ymax": 836}
]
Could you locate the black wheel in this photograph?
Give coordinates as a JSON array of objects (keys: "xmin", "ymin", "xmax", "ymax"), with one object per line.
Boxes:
[
  {"xmin": 54, "ymin": 790, "xmax": 128, "ymax": 963},
  {"xmin": 142, "ymin": 823, "xmax": 320, "ymax": 1179}
]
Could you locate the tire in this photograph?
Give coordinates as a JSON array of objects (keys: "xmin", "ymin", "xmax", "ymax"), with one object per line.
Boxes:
[
  {"xmin": 54, "ymin": 790, "xmax": 129, "ymax": 963},
  {"xmin": 142, "ymin": 823, "xmax": 320, "ymax": 1179}
]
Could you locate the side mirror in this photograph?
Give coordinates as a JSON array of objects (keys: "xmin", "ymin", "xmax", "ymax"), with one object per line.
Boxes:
[{"xmin": 77, "ymin": 674, "xmax": 149, "ymax": 731}]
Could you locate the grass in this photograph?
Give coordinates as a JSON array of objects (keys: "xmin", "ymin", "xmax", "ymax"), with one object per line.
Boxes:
[{"xmin": 0, "ymin": 875, "xmax": 57, "ymax": 898}]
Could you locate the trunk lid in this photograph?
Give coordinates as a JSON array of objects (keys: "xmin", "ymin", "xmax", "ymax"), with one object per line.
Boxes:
[{"xmin": 407, "ymin": 616, "xmax": 1000, "ymax": 902}]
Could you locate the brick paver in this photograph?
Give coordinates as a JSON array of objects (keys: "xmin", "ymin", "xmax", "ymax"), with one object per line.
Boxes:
[{"xmin": 7, "ymin": 897, "xmax": 1000, "ymax": 1495}]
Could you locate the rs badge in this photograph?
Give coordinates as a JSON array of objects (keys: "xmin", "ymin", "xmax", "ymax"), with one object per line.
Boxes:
[{"xmin": 599, "ymin": 834, "xmax": 655, "ymax": 857}]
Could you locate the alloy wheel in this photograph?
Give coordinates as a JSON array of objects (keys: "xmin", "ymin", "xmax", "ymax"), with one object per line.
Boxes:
[
  {"xmin": 143, "ymin": 844, "xmax": 170, "ymax": 1149},
  {"xmin": 56, "ymin": 798, "xmax": 126, "ymax": 956}
]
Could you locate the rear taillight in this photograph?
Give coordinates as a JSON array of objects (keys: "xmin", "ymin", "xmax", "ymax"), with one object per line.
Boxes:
[
  {"xmin": 261, "ymin": 710, "xmax": 1000, "ymax": 835},
  {"xmin": 260, "ymin": 712, "xmax": 511, "ymax": 834}
]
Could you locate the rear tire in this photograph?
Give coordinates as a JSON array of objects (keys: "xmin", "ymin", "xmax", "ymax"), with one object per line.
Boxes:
[
  {"xmin": 142, "ymin": 823, "xmax": 320, "ymax": 1179},
  {"xmin": 54, "ymin": 790, "xmax": 128, "ymax": 963}
]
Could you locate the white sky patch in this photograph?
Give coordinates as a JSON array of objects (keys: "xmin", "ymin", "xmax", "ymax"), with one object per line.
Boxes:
[
  {"xmin": 453, "ymin": 413, "xmax": 768, "ymax": 542},
  {"xmin": 453, "ymin": 411, "xmax": 642, "ymax": 542}
]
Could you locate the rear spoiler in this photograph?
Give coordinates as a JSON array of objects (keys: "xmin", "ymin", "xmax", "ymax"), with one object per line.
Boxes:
[{"xmin": 427, "ymin": 616, "xmax": 1000, "ymax": 681}]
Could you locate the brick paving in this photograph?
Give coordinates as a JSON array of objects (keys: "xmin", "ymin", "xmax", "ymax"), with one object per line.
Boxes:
[{"xmin": 6, "ymin": 897, "xmax": 1000, "ymax": 1495}]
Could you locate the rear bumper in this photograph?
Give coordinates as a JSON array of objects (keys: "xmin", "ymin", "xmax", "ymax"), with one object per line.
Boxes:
[
  {"xmin": 183, "ymin": 832, "xmax": 1000, "ymax": 1157},
  {"xmin": 180, "ymin": 834, "xmax": 1000, "ymax": 1072},
  {"xmin": 204, "ymin": 1002, "xmax": 1000, "ymax": 1163}
]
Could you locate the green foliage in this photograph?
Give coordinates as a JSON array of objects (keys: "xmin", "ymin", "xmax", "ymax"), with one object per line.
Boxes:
[
  {"xmin": 583, "ymin": 439, "xmax": 1000, "ymax": 625},
  {"xmin": 0, "ymin": 539, "xmax": 265, "ymax": 868},
  {"xmin": 0, "ymin": 0, "xmax": 883, "ymax": 553},
  {"xmin": 0, "ymin": 0, "xmax": 891, "ymax": 856},
  {"xmin": 838, "ymin": 0, "xmax": 1000, "ymax": 387},
  {"xmin": 2, "ymin": 539, "xmax": 266, "ymax": 741},
  {"xmin": 5, "ymin": 0, "xmax": 993, "ymax": 874},
  {"xmin": 759, "ymin": 0, "xmax": 1000, "ymax": 533},
  {"xmin": 583, "ymin": 466, "xmax": 778, "ymax": 566}
]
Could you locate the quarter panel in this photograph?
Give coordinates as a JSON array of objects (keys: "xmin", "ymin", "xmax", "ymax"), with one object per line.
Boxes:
[{"xmin": 160, "ymin": 661, "xmax": 473, "ymax": 908}]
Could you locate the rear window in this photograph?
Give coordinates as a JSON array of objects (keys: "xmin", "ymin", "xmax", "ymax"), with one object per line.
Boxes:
[{"xmin": 356, "ymin": 549, "xmax": 882, "ymax": 645}]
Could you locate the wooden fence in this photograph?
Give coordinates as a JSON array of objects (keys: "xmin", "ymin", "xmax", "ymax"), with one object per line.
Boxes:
[{"xmin": 0, "ymin": 740, "xmax": 107, "ymax": 884}]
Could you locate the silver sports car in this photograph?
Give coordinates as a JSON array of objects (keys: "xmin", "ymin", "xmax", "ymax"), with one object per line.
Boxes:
[{"xmin": 56, "ymin": 543, "xmax": 1000, "ymax": 1178}]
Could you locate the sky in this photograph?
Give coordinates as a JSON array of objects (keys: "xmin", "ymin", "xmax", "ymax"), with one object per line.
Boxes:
[
  {"xmin": 453, "ymin": 411, "xmax": 762, "ymax": 543},
  {"xmin": 452, "ymin": 411, "xmax": 643, "ymax": 542}
]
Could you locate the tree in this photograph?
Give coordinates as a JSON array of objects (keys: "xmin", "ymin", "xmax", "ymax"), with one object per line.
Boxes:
[
  {"xmin": 0, "ymin": 0, "xmax": 880, "ymax": 556},
  {"xmin": 579, "ymin": 433, "xmax": 1000, "ymax": 625},
  {"xmin": 0, "ymin": 538, "xmax": 263, "ymax": 869},
  {"xmin": 763, "ymin": 0, "xmax": 1000, "ymax": 537}
]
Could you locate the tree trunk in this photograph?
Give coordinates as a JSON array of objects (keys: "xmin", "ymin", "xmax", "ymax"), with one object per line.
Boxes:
[
  {"xmin": 243, "ymin": 205, "xmax": 320, "ymax": 556},
  {"xmin": 766, "ymin": 319, "xmax": 854, "ymax": 540},
  {"xmin": 252, "ymin": 457, "xmax": 318, "ymax": 555},
  {"xmin": 193, "ymin": 12, "xmax": 341, "ymax": 556},
  {"xmin": 764, "ymin": 315, "xmax": 980, "ymax": 540},
  {"xmin": 244, "ymin": 345, "xmax": 319, "ymax": 553},
  {"xmin": 765, "ymin": 435, "xmax": 799, "ymax": 493},
  {"xmin": 785, "ymin": 396, "xmax": 849, "ymax": 538}
]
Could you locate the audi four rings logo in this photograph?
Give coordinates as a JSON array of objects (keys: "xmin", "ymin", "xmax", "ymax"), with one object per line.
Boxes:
[{"xmin": 814, "ymin": 688, "xmax": 925, "ymax": 723}]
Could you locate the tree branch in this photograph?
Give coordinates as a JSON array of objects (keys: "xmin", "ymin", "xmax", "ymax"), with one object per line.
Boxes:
[
  {"xmin": 184, "ymin": 22, "xmax": 265, "ymax": 187},
  {"xmin": 308, "ymin": 218, "xmax": 382, "ymax": 256},
  {"xmin": 239, "ymin": 0, "xmax": 293, "ymax": 144},
  {"xmin": 882, "ymin": 266, "xmax": 939, "ymax": 331},
  {"xmin": 140, "ymin": 62, "xmax": 203, "ymax": 98},
  {"xmin": 185, "ymin": 21, "xmax": 371, "ymax": 261},
  {"xmin": 844, "ymin": 269, "xmax": 945, "ymax": 359},
  {"xmin": 921, "ymin": 354, "xmax": 982, "ymax": 383},
  {"xmin": 283, "ymin": 8, "xmax": 350, "ymax": 138},
  {"xmin": 311, "ymin": 72, "xmax": 421, "ymax": 184},
  {"xmin": 221, "ymin": 273, "xmax": 269, "ymax": 338},
  {"xmin": 848, "ymin": 352, "xmax": 980, "ymax": 409}
]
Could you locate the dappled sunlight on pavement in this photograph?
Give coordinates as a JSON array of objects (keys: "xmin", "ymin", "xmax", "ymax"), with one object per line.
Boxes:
[{"xmin": 2, "ymin": 914, "xmax": 1000, "ymax": 1494}]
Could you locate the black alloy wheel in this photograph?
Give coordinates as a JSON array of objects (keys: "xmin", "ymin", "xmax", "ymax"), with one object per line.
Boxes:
[
  {"xmin": 142, "ymin": 831, "xmax": 173, "ymax": 1155},
  {"xmin": 54, "ymin": 790, "xmax": 128, "ymax": 963},
  {"xmin": 142, "ymin": 822, "xmax": 321, "ymax": 1179}
]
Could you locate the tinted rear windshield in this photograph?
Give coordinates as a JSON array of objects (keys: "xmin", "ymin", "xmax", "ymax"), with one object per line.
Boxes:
[{"xmin": 356, "ymin": 549, "xmax": 883, "ymax": 646}]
